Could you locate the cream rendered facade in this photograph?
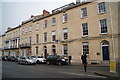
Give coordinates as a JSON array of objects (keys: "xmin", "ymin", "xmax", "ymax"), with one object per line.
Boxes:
[
  {"xmin": 31, "ymin": 2, "xmax": 119, "ymax": 64},
  {"xmin": 3, "ymin": 1, "xmax": 119, "ymax": 65}
]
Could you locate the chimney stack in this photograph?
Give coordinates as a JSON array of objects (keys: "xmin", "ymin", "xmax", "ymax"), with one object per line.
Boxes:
[
  {"xmin": 43, "ymin": 10, "xmax": 50, "ymax": 17},
  {"xmin": 31, "ymin": 15, "xmax": 34, "ymax": 18},
  {"xmin": 7, "ymin": 27, "xmax": 13, "ymax": 31}
]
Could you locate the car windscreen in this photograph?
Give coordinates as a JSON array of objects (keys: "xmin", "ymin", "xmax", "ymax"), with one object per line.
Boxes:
[
  {"xmin": 26, "ymin": 57, "xmax": 33, "ymax": 59},
  {"xmin": 38, "ymin": 56, "xmax": 43, "ymax": 58}
]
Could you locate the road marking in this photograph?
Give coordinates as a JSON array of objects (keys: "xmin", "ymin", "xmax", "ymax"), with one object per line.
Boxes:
[{"xmin": 61, "ymin": 72, "xmax": 107, "ymax": 78}]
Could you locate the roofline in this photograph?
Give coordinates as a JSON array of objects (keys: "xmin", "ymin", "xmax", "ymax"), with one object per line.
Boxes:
[
  {"xmin": 33, "ymin": 2, "xmax": 91, "ymax": 22},
  {"xmin": 5, "ymin": 1, "xmax": 95, "ymax": 33},
  {"xmin": 5, "ymin": 25, "xmax": 21, "ymax": 33}
]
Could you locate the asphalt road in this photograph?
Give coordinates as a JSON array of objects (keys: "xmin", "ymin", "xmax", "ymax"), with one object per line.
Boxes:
[{"xmin": 2, "ymin": 61, "xmax": 109, "ymax": 78}]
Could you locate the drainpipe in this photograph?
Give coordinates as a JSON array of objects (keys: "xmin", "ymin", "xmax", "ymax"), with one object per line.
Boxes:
[{"xmin": 109, "ymin": 0, "xmax": 116, "ymax": 73}]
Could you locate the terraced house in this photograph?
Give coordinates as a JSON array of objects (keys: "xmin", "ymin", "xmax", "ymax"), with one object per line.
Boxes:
[{"xmin": 2, "ymin": 0, "xmax": 119, "ymax": 66}]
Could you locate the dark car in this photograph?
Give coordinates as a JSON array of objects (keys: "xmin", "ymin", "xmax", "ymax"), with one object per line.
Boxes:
[
  {"xmin": 46, "ymin": 55, "xmax": 68, "ymax": 65},
  {"xmin": 15, "ymin": 56, "xmax": 20, "ymax": 62},
  {"xmin": 7, "ymin": 56, "xmax": 16, "ymax": 61},
  {"xmin": 2, "ymin": 56, "xmax": 8, "ymax": 61}
]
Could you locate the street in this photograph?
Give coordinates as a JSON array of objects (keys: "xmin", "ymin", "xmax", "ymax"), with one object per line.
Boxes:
[{"xmin": 2, "ymin": 61, "xmax": 109, "ymax": 78}]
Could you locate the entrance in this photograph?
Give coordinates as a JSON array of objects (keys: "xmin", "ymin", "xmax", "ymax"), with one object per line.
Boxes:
[
  {"xmin": 52, "ymin": 45, "xmax": 56, "ymax": 55},
  {"xmin": 44, "ymin": 46, "xmax": 47, "ymax": 58},
  {"xmin": 102, "ymin": 41, "xmax": 109, "ymax": 60}
]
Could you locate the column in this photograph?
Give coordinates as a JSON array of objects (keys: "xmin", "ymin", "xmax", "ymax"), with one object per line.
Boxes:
[{"xmin": 17, "ymin": 38, "xmax": 19, "ymax": 48}]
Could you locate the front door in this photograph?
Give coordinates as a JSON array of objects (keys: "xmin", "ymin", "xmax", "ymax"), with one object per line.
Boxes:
[{"xmin": 102, "ymin": 46, "xmax": 109, "ymax": 60}]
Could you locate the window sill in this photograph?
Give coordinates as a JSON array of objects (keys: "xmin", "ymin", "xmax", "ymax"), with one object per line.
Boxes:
[
  {"xmin": 63, "ymin": 21, "xmax": 67, "ymax": 24},
  {"xmin": 98, "ymin": 11, "xmax": 106, "ymax": 15},
  {"xmin": 52, "ymin": 23, "xmax": 56, "ymax": 26},
  {"xmin": 81, "ymin": 35, "xmax": 88, "ymax": 37},
  {"xmin": 81, "ymin": 16, "xmax": 87, "ymax": 19},
  {"xmin": 99, "ymin": 33, "xmax": 108, "ymax": 35}
]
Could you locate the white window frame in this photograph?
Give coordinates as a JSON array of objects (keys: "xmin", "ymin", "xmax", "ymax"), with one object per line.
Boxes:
[
  {"xmin": 26, "ymin": 27, "xmax": 28, "ymax": 33},
  {"xmin": 81, "ymin": 23, "xmax": 88, "ymax": 37},
  {"xmin": 62, "ymin": 44, "xmax": 68, "ymax": 56},
  {"xmin": 44, "ymin": 20, "xmax": 47, "ymax": 28},
  {"xmin": 63, "ymin": 28, "xmax": 68, "ymax": 40},
  {"xmin": 52, "ymin": 31, "xmax": 56, "ymax": 42},
  {"xmin": 36, "ymin": 23, "xmax": 40, "ymax": 30},
  {"xmin": 29, "ymin": 25, "xmax": 32, "ymax": 32},
  {"xmin": 43, "ymin": 32, "xmax": 47, "ymax": 43},
  {"xmin": 81, "ymin": 7, "xmax": 87, "ymax": 18},
  {"xmin": 22, "ymin": 28, "xmax": 24, "ymax": 34},
  {"xmin": 98, "ymin": 2, "xmax": 106, "ymax": 14},
  {"xmin": 63, "ymin": 14, "xmax": 67, "ymax": 23},
  {"xmin": 82, "ymin": 42, "xmax": 89, "ymax": 55},
  {"xmin": 52, "ymin": 17, "xmax": 56, "ymax": 26},
  {"xmin": 99, "ymin": 18, "xmax": 108, "ymax": 34}
]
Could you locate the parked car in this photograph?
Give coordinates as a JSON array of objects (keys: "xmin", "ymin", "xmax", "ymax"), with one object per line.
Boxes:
[
  {"xmin": 31, "ymin": 56, "xmax": 46, "ymax": 64},
  {"xmin": 2, "ymin": 56, "xmax": 8, "ymax": 61},
  {"xmin": 7, "ymin": 56, "xmax": 16, "ymax": 61},
  {"xmin": 17, "ymin": 56, "xmax": 36, "ymax": 65},
  {"xmin": 46, "ymin": 55, "xmax": 68, "ymax": 65},
  {"xmin": 15, "ymin": 56, "xmax": 20, "ymax": 62}
]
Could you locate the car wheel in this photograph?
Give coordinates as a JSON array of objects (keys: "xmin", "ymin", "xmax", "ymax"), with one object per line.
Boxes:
[
  {"xmin": 25, "ymin": 62, "xmax": 28, "ymax": 65},
  {"xmin": 47, "ymin": 61, "xmax": 50, "ymax": 65},
  {"xmin": 18, "ymin": 61, "xmax": 20, "ymax": 64},
  {"xmin": 37, "ymin": 60, "xmax": 40, "ymax": 64},
  {"xmin": 58, "ymin": 62, "xmax": 62, "ymax": 66}
]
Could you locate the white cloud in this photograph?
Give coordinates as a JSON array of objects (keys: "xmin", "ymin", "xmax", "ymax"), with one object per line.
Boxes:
[{"xmin": 1, "ymin": 0, "xmax": 76, "ymax": 2}]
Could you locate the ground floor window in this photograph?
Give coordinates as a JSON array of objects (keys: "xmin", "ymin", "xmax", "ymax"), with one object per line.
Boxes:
[
  {"xmin": 52, "ymin": 45, "xmax": 56, "ymax": 55},
  {"xmin": 82, "ymin": 42, "xmax": 89, "ymax": 54},
  {"xmin": 63, "ymin": 44, "xmax": 68, "ymax": 56},
  {"xmin": 36, "ymin": 46, "xmax": 38, "ymax": 56}
]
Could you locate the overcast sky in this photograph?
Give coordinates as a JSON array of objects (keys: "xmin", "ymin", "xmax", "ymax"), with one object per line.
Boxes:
[
  {"xmin": 0, "ymin": 0, "xmax": 78, "ymax": 35},
  {"xmin": 1, "ymin": 0, "xmax": 118, "ymax": 35}
]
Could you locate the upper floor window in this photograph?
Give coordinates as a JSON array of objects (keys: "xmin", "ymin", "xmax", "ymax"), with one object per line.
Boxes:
[
  {"xmin": 82, "ymin": 23, "xmax": 88, "ymax": 36},
  {"xmin": 26, "ymin": 27, "xmax": 28, "ymax": 33},
  {"xmin": 100, "ymin": 19, "xmax": 107, "ymax": 34},
  {"xmin": 22, "ymin": 28, "xmax": 24, "ymax": 34},
  {"xmin": 44, "ymin": 32, "xmax": 47, "ymax": 42},
  {"xmin": 36, "ymin": 23, "xmax": 40, "ymax": 30},
  {"xmin": 63, "ymin": 28, "xmax": 68, "ymax": 40},
  {"xmin": 44, "ymin": 20, "xmax": 47, "ymax": 28},
  {"xmin": 52, "ymin": 18, "xmax": 56, "ymax": 26},
  {"xmin": 81, "ymin": 7, "xmax": 87, "ymax": 18},
  {"xmin": 63, "ymin": 14, "xmax": 67, "ymax": 23},
  {"xmin": 29, "ymin": 25, "xmax": 32, "ymax": 32},
  {"xmin": 52, "ymin": 31, "xmax": 56, "ymax": 41},
  {"xmin": 36, "ymin": 46, "xmax": 38, "ymax": 55},
  {"xmin": 36, "ymin": 34, "xmax": 39, "ymax": 44},
  {"xmin": 98, "ymin": 2, "xmax": 106, "ymax": 14},
  {"xmin": 82, "ymin": 42, "xmax": 89, "ymax": 54}
]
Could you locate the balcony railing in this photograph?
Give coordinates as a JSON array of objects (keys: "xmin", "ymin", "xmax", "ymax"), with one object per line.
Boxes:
[{"xmin": 19, "ymin": 43, "xmax": 31, "ymax": 48}]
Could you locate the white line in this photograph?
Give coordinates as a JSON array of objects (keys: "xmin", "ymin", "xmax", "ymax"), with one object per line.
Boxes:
[{"xmin": 61, "ymin": 72, "xmax": 107, "ymax": 78}]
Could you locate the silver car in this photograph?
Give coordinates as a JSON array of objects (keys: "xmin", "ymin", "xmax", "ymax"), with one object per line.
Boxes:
[
  {"xmin": 18, "ymin": 56, "xmax": 36, "ymax": 65},
  {"xmin": 31, "ymin": 56, "xmax": 46, "ymax": 64}
]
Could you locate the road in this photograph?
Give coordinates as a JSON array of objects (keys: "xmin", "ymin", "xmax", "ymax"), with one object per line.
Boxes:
[{"xmin": 2, "ymin": 61, "xmax": 109, "ymax": 78}]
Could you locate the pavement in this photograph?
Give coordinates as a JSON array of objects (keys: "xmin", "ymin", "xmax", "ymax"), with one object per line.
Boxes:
[{"xmin": 71, "ymin": 62, "xmax": 119, "ymax": 78}]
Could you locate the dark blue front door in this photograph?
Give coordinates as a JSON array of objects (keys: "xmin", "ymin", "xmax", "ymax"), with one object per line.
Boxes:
[{"xmin": 102, "ymin": 46, "xmax": 109, "ymax": 60}]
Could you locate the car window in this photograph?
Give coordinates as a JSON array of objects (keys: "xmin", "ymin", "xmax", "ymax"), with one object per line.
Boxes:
[
  {"xmin": 27, "ymin": 57, "xmax": 33, "ymax": 59},
  {"xmin": 38, "ymin": 56, "xmax": 43, "ymax": 58}
]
